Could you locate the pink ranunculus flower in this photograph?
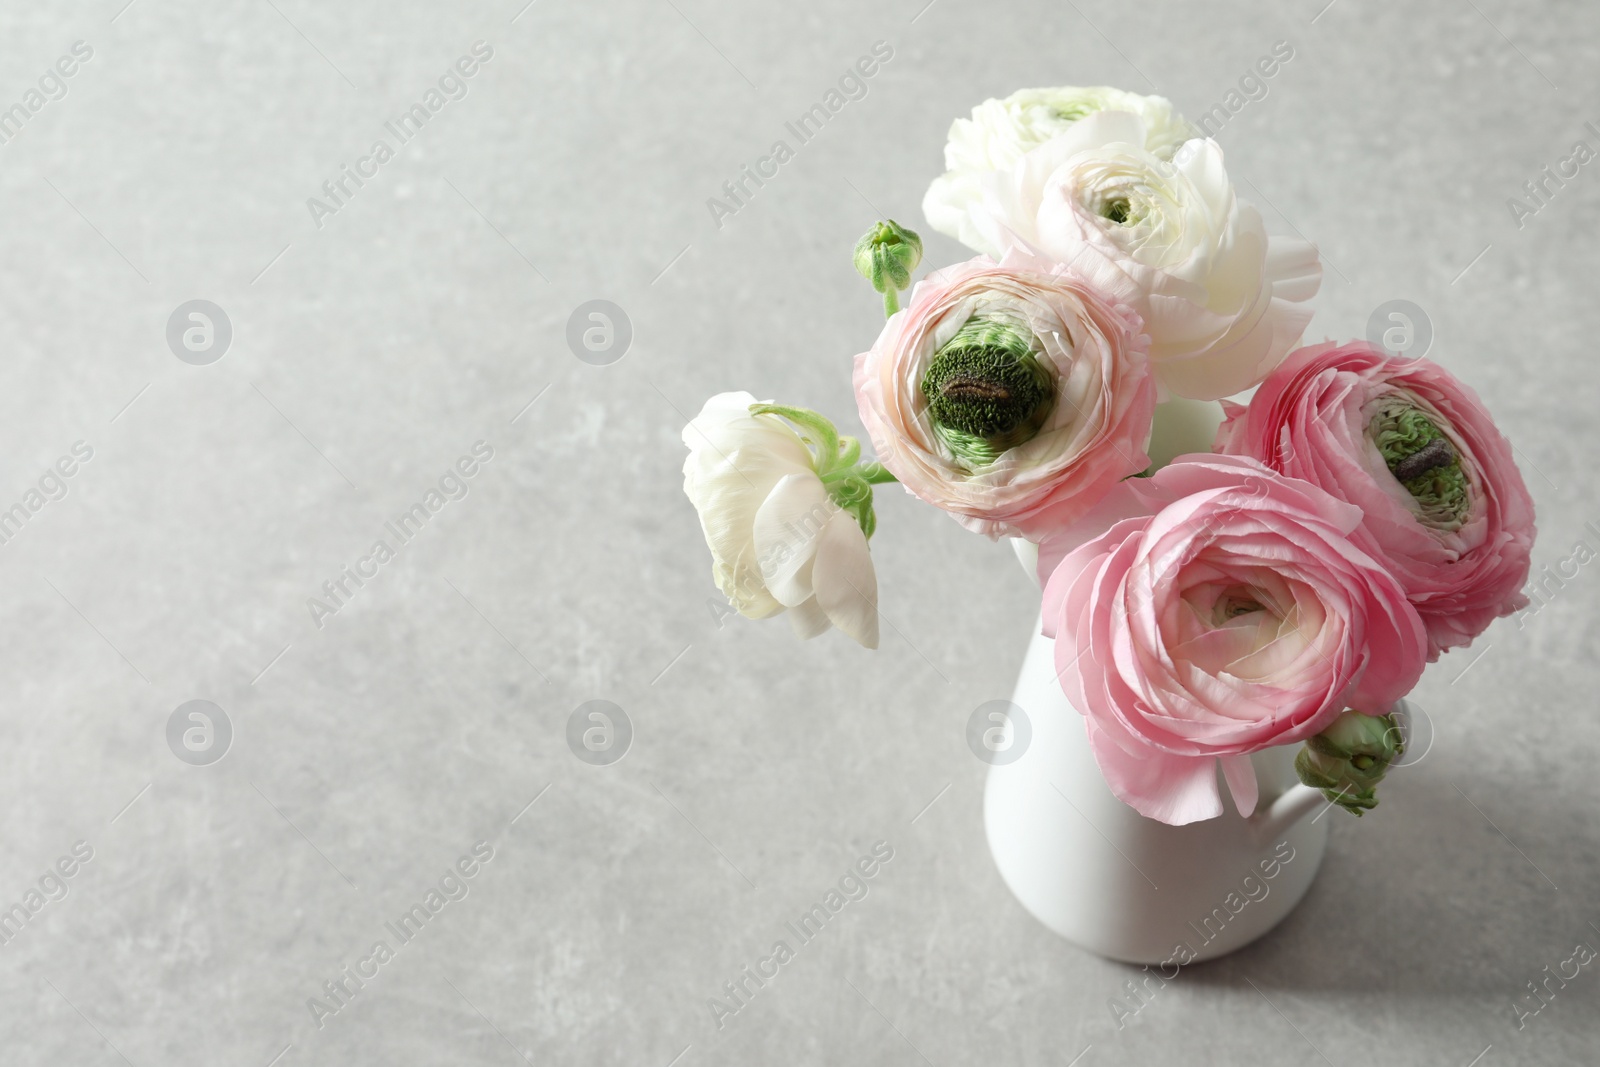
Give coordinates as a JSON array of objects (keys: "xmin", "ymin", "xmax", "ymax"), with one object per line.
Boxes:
[
  {"xmin": 1214, "ymin": 341, "xmax": 1536, "ymax": 659},
  {"xmin": 1038, "ymin": 455, "xmax": 1428, "ymax": 826},
  {"xmin": 853, "ymin": 246, "xmax": 1156, "ymax": 541}
]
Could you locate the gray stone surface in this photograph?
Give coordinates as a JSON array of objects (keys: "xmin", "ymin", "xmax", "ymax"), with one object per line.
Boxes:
[{"xmin": 1, "ymin": 1, "xmax": 1597, "ymax": 1064}]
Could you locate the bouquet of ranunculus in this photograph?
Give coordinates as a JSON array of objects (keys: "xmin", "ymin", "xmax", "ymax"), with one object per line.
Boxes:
[{"xmin": 680, "ymin": 85, "xmax": 1535, "ymax": 826}]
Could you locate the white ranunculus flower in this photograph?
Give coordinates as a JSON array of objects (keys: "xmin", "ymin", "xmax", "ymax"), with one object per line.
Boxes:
[
  {"xmin": 972, "ymin": 110, "xmax": 1322, "ymax": 400},
  {"xmin": 924, "ymin": 86, "xmax": 1193, "ymax": 254},
  {"xmin": 682, "ymin": 392, "xmax": 879, "ymax": 648}
]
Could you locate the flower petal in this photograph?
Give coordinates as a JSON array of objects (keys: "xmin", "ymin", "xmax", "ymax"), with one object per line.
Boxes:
[
  {"xmin": 1087, "ymin": 719, "xmax": 1224, "ymax": 825},
  {"xmin": 811, "ymin": 512, "xmax": 880, "ymax": 649},
  {"xmin": 751, "ymin": 472, "xmax": 832, "ymax": 606},
  {"xmin": 787, "ymin": 596, "xmax": 831, "ymax": 641},
  {"xmin": 1219, "ymin": 753, "xmax": 1259, "ymax": 817}
]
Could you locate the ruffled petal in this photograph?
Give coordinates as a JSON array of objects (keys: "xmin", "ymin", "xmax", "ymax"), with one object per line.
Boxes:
[{"xmin": 1087, "ymin": 720, "xmax": 1225, "ymax": 825}]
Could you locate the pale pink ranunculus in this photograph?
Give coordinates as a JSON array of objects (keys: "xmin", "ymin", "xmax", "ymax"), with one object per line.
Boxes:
[
  {"xmin": 1039, "ymin": 455, "xmax": 1427, "ymax": 826},
  {"xmin": 853, "ymin": 246, "xmax": 1156, "ymax": 541},
  {"xmin": 1214, "ymin": 341, "xmax": 1536, "ymax": 659}
]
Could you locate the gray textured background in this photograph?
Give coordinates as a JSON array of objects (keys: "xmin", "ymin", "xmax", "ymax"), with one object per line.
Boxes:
[{"xmin": 2, "ymin": 1, "xmax": 1597, "ymax": 1064}]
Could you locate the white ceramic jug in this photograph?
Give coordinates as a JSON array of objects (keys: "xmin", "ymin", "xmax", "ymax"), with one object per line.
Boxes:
[
  {"xmin": 981, "ymin": 397, "xmax": 1375, "ymax": 964},
  {"xmin": 983, "ymin": 616, "xmax": 1355, "ymax": 964}
]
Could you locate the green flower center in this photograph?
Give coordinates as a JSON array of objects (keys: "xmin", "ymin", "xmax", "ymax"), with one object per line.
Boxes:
[
  {"xmin": 1103, "ymin": 197, "xmax": 1132, "ymax": 224},
  {"xmin": 1051, "ymin": 105, "xmax": 1094, "ymax": 123},
  {"xmin": 920, "ymin": 313, "xmax": 1055, "ymax": 469},
  {"xmin": 1367, "ymin": 394, "xmax": 1470, "ymax": 531}
]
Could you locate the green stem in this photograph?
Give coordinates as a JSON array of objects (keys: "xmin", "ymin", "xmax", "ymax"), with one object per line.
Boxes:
[
  {"xmin": 856, "ymin": 462, "xmax": 897, "ymax": 484},
  {"xmin": 750, "ymin": 403, "xmax": 839, "ymax": 472},
  {"xmin": 821, "ymin": 460, "xmax": 897, "ymax": 486},
  {"xmin": 882, "ymin": 288, "xmax": 900, "ymax": 318},
  {"xmin": 819, "ymin": 465, "xmax": 855, "ymax": 485},
  {"xmin": 835, "ymin": 435, "xmax": 861, "ymax": 470}
]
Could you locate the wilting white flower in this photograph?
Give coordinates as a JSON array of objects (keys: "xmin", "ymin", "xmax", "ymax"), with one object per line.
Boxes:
[
  {"xmin": 967, "ymin": 110, "xmax": 1322, "ymax": 400},
  {"xmin": 682, "ymin": 392, "xmax": 879, "ymax": 648},
  {"xmin": 924, "ymin": 86, "xmax": 1193, "ymax": 253}
]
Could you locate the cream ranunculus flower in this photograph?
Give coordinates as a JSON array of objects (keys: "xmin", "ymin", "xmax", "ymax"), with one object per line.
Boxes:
[
  {"xmin": 682, "ymin": 392, "xmax": 880, "ymax": 648},
  {"xmin": 963, "ymin": 109, "xmax": 1322, "ymax": 401},
  {"xmin": 924, "ymin": 86, "xmax": 1193, "ymax": 254}
]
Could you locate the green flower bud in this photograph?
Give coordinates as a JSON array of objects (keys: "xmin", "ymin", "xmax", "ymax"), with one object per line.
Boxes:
[
  {"xmin": 1294, "ymin": 709, "xmax": 1405, "ymax": 817},
  {"xmin": 854, "ymin": 220, "xmax": 923, "ymax": 317},
  {"xmin": 920, "ymin": 312, "xmax": 1056, "ymax": 469},
  {"xmin": 1368, "ymin": 395, "xmax": 1469, "ymax": 531}
]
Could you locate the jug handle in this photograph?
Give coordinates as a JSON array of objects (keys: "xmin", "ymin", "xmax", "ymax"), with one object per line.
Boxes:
[
  {"xmin": 1248, "ymin": 784, "xmax": 1327, "ymax": 843},
  {"xmin": 1248, "ymin": 698, "xmax": 1419, "ymax": 842}
]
